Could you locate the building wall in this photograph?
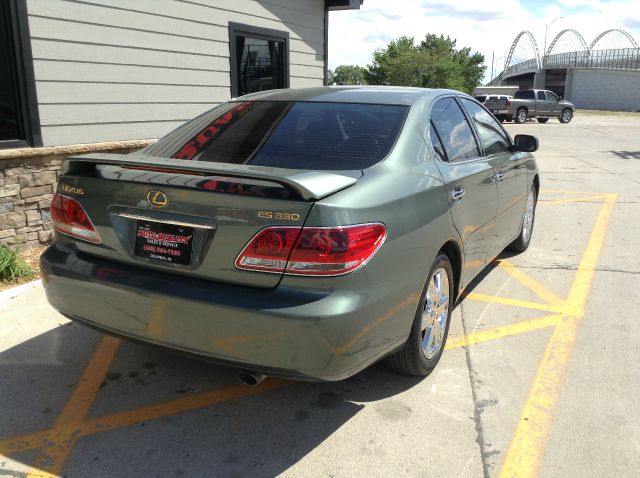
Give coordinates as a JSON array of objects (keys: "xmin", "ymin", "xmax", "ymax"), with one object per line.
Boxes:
[
  {"xmin": 567, "ymin": 68, "xmax": 640, "ymax": 111},
  {"xmin": 0, "ymin": 141, "xmax": 151, "ymax": 250},
  {"xmin": 26, "ymin": 0, "xmax": 326, "ymax": 146}
]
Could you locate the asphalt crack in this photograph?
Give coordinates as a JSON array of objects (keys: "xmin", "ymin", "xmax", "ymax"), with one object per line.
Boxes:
[{"xmin": 460, "ymin": 301, "xmax": 491, "ymax": 478}]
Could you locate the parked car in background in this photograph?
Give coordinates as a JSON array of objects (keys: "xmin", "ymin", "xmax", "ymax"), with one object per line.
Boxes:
[
  {"xmin": 506, "ymin": 89, "xmax": 575, "ymax": 124},
  {"xmin": 41, "ymin": 86, "xmax": 540, "ymax": 383}
]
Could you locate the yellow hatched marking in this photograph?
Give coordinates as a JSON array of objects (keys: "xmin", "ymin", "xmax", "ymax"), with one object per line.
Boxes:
[
  {"xmin": 498, "ymin": 259, "xmax": 565, "ymax": 308},
  {"xmin": 446, "ymin": 315, "xmax": 563, "ymax": 349},
  {"xmin": 498, "ymin": 193, "xmax": 616, "ymax": 478},
  {"xmin": 540, "ymin": 189, "xmax": 608, "ymax": 195},
  {"xmin": 538, "ymin": 195, "xmax": 610, "ymax": 206},
  {"xmin": 466, "ymin": 293, "xmax": 566, "ymax": 314},
  {"xmin": 26, "ymin": 336, "xmax": 121, "ymax": 477}
]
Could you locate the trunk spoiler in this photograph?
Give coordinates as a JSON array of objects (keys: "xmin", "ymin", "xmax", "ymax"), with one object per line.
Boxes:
[{"xmin": 63, "ymin": 153, "xmax": 359, "ymax": 201}]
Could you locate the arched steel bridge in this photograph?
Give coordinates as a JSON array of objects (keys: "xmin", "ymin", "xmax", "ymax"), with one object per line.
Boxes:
[{"xmin": 489, "ymin": 28, "xmax": 640, "ymax": 85}]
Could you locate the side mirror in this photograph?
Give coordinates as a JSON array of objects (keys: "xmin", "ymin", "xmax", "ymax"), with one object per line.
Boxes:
[
  {"xmin": 513, "ymin": 134, "xmax": 538, "ymax": 153},
  {"xmin": 558, "ymin": 96, "xmax": 563, "ymax": 101}
]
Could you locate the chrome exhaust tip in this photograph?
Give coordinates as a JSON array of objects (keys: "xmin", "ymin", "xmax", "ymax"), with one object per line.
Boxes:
[{"xmin": 237, "ymin": 370, "xmax": 267, "ymax": 386}]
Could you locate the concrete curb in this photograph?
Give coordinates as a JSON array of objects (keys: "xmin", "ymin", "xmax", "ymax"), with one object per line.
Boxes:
[{"xmin": 0, "ymin": 279, "xmax": 42, "ymax": 306}]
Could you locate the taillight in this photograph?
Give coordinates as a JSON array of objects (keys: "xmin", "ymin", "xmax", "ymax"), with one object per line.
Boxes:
[
  {"xmin": 506, "ymin": 98, "xmax": 511, "ymax": 108},
  {"xmin": 234, "ymin": 227, "xmax": 300, "ymax": 273},
  {"xmin": 235, "ymin": 223, "xmax": 386, "ymax": 276},
  {"xmin": 51, "ymin": 193, "xmax": 101, "ymax": 244}
]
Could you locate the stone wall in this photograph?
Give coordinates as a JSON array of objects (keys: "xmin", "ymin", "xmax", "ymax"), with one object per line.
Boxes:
[{"xmin": 0, "ymin": 140, "xmax": 153, "ymax": 250}]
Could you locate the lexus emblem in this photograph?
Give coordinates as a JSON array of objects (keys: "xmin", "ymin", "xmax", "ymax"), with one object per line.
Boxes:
[{"xmin": 147, "ymin": 190, "xmax": 169, "ymax": 208}]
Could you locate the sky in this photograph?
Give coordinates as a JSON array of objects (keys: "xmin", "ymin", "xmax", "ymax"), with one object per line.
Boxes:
[{"xmin": 327, "ymin": 0, "xmax": 640, "ymax": 82}]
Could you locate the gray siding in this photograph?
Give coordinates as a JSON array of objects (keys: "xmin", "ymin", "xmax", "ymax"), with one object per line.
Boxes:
[
  {"xmin": 27, "ymin": 0, "xmax": 326, "ymax": 146},
  {"xmin": 568, "ymin": 68, "xmax": 640, "ymax": 111}
]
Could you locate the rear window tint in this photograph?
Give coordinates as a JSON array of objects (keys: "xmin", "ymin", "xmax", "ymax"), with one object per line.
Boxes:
[
  {"xmin": 514, "ymin": 90, "xmax": 535, "ymax": 100},
  {"xmin": 145, "ymin": 101, "xmax": 408, "ymax": 171}
]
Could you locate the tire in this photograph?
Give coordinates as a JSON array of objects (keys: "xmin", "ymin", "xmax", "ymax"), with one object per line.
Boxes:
[
  {"xmin": 507, "ymin": 184, "xmax": 537, "ymax": 253},
  {"xmin": 386, "ymin": 254, "xmax": 454, "ymax": 376},
  {"xmin": 515, "ymin": 108, "xmax": 528, "ymax": 124},
  {"xmin": 537, "ymin": 117, "xmax": 549, "ymax": 123},
  {"xmin": 559, "ymin": 108, "xmax": 573, "ymax": 124}
]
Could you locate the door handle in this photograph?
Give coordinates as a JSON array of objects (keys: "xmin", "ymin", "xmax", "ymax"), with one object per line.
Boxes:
[
  {"xmin": 496, "ymin": 170, "xmax": 505, "ymax": 182},
  {"xmin": 450, "ymin": 186, "xmax": 465, "ymax": 202}
]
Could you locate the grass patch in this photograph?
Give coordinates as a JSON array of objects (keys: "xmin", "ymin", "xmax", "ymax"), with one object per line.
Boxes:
[{"xmin": 0, "ymin": 245, "xmax": 35, "ymax": 283}]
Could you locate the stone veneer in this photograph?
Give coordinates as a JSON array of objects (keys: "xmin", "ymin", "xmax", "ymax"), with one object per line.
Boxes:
[{"xmin": 0, "ymin": 140, "xmax": 153, "ymax": 251}]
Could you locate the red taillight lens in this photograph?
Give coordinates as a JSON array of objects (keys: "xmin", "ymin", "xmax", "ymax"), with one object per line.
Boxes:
[
  {"xmin": 506, "ymin": 98, "xmax": 511, "ymax": 108},
  {"xmin": 51, "ymin": 193, "xmax": 101, "ymax": 244},
  {"xmin": 235, "ymin": 223, "xmax": 386, "ymax": 276},
  {"xmin": 234, "ymin": 227, "xmax": 300, "ymax": 273}
]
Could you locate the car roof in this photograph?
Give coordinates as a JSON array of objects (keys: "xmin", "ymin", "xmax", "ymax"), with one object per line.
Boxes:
[{"xmin": 234, "ymin": 86, "xmax": 461, "ymax": 106}]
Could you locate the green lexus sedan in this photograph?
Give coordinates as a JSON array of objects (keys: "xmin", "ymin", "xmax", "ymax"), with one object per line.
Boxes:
[{"xmin": 41, "ymin": 86, "xmax": 539, "ymax": 383}]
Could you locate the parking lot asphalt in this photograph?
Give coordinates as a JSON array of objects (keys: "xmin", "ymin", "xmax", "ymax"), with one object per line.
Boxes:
[{"xmin": 2, "ymin": 112, "xmax": 640, "ymax": 478}]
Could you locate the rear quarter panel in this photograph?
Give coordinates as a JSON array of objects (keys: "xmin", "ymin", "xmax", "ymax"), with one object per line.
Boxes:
[{"xmin": 279, "ymin": 96, "xmax": 459, "ymax": 362}]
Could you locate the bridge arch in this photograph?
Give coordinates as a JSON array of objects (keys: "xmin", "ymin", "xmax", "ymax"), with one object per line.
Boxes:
[
  {"xmin": 505, "ymin": 31, "xmax": 541, "ymax": 69},
  {"xmin": 589, "ymin": 29, "xmax": 640, "ymax": 50},
  {"xmin": 546, "ymin": 29, "xmax": 589, "ymax": 55}
]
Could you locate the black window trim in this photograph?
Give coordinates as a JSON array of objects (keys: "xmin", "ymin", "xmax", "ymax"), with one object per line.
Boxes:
[
  {"xmin": 457, "ymin": 96, "xmax": 513, "ymax": 158},
  {"xmin": 1, "ymin": 0, "xmax": 41, "ymax": 149},
  {"xmin": 228, "ymin": 22, "xmax": 290, "ymax": 99},
  {"xmin": 426, "ymin": 94, "xmax": 483, "ymax": 164}
]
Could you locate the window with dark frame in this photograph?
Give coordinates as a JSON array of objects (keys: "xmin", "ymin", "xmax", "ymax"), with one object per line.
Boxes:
[
  {"xmin": 0, "ymin": 0, "xmax": 40, "ymax": 149},
  {"xmin": 228, "ymin": 23, "xmax": 289, "ymax": 98}
]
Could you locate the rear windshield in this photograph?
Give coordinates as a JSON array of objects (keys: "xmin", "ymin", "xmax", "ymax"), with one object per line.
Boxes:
[{"xmin": 145, "ymin": 101, "xmax": 408, "ymax": 170}]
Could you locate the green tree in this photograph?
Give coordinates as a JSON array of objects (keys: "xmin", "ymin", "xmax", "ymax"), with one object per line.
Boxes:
[
  {"xmin": 328, "ymin": 64, "xmax": 368, "ymax": 85},
  {"xmin": 365, "ymin": 34, "xmax": 485, "ymax": 94}
]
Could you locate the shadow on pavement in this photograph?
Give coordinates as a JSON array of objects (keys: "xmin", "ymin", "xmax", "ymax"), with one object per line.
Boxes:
[{"xmin": 0, "ymin": 320, "xmax": 425, "ymax": 476}]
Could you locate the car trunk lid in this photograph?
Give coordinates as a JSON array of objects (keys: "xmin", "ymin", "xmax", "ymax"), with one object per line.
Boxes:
[{"xmin": 56, "ymin": 153, "xmax": 361, "ymax": 288}]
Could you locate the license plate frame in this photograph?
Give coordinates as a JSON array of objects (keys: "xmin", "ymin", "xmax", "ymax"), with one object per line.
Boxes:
[{"xmin": 134, "ymin": 220, "xmax": 194, "ymax": 265}]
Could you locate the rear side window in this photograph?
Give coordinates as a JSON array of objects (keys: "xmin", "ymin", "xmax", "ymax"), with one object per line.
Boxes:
[
  {"xmin": 514, "ymin": 90, "xmax": 535, "ymax": 100},
  {"xmin": 460, "ymin": 98, "xmax": 510, "ymax": 155},
  {"xmin": 144, "ymin": 101, "xmax": 408, "ymax": 170},
  {"xmin": 429, "ymin": 122, "xmax": 447, "ymax": 161},
  {"xmin": 429, "ymin": 97, "xmax": 479, "ymax": 162}
]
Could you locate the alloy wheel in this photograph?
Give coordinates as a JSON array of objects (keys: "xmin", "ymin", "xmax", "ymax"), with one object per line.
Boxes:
[
  {"xmin": 522, "ymin": 189, "xmax": 535, "ymax": 243},
  {"xmin": 421, "ymin": 267, "xmax": 450, "ymax": 359}
]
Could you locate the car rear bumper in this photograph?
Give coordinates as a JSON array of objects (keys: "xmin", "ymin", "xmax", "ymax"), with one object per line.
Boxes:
[{"xmin": 40, "ymin": 243, "xmax": 415, "ymax": 381}]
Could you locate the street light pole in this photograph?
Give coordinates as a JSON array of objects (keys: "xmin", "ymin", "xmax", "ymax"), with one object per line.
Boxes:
[{"xmin": 543, "ymin": 16, "xmax": 563, "ymax": 66}]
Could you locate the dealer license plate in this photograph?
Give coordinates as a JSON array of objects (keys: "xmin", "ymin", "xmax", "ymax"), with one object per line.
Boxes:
[{"xmin": 134, "ymin": 220, "xmax": 194, "ymax": 265}]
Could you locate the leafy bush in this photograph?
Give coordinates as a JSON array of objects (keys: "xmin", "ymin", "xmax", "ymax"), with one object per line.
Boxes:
[{"xmin": 0, "ymin": 245, "xmax": 34, "ymax": 282}]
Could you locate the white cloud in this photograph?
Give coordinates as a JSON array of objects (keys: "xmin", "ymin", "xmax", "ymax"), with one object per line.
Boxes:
[{"xmin": 328, "ymin": 0, "xmax": 640, "ymax": 82}]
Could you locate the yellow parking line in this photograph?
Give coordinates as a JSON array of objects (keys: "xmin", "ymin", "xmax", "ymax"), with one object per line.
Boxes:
[
  {"xmin": 446, "ymin": 315, "xmax": 563, "ymax": 349},
  {"xmin": 0, "ymin": 380, "xmax": 288, "ymax": 459},
  {"xmin": 466, "ymin": 293, "xmax": 566, "ymax": 314},
  {"xmin": 540, "ymin": 189, "xmax": 607, "ymax": 195},
  {"xmin": 26, "ymin": 335, "xmax": 122, "ymax": 477},
  {"xmin": 498, "ymin": 259, "xmax": 566, "ymax": 308},
  {"xmin": 80, "ymin": 379, "xmax": 288, "ymax": 435},
  {"xmin": 538, "ymin": 195, "xmax": 610, "ymax": 206},
  {"xmin": 499, "ymin": 193, "xmax": 616, "ymax": 478}
]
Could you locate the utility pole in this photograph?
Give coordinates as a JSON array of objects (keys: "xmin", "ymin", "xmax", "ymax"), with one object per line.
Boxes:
[{"xmin": 491, "ymin": 51, "xmax": 495, "ymax": 80}]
